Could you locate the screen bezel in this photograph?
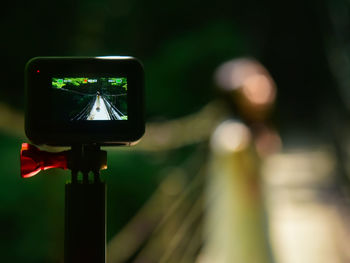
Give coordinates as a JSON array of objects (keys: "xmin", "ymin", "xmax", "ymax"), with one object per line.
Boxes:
[{"xmin": 25, "ymin": 57, "xmax": 144, "ymax": 146}]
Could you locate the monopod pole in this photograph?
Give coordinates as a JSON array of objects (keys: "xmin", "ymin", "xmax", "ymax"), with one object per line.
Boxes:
[
  {"xmin": 20, "ymin": 143, "xmax": 108, "ymax": 263},
  {"xmin": 64, "ymin": 145, "xmax": 107, "ymax": 263},
  {"xmin": 64, "ymin": 176, "xmax": 106, "ymax": 263}
]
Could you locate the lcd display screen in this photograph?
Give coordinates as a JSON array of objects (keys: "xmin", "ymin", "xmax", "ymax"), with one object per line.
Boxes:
[{"xmin": 51, "ymin": 77, "xmax": 128, "ymax": 121}]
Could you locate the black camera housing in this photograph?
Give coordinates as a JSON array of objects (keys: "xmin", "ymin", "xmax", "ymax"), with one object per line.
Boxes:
[{"xmin": 25, "ymin": 56, "xmax": 144, "ymax": 146}]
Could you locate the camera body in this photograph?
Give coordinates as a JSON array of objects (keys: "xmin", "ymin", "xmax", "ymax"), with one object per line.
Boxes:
[{"xmin": 25, "ymin": 56, "xmax": 144, "ymax": 146}]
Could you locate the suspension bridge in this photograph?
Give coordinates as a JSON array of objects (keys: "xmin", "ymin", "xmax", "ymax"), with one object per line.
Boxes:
[
  {"xmin": 71, "ymin": 92, "xmax": 126, "ymax": 121},
  {"xmin": 57, "ymin": 87, "xmax": 126, "ymax": 121}
]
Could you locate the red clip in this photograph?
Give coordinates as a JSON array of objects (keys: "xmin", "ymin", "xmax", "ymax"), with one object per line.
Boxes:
[{"xmin": 20, "ymin": 143, "xmax": 68, "ymax": 178}]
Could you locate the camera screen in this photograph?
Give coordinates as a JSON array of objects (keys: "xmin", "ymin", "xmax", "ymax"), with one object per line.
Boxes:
[{"xmin": 51, "ymin": 77, "xmax": 128, "ymax": 121}]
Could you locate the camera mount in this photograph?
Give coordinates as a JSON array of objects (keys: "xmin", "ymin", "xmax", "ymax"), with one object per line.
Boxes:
[{"xmin": 21, "ymin": 143, "xmax": 108, "ymax": 263}]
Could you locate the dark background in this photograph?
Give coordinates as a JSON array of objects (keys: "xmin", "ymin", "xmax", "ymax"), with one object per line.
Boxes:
[
  {"xmin": 1, "ymin": 0, "xmax": 350, "ymax": 262},
  {"xmin": 2, "ymin": 0, "xmax": 347, "ymax": 124}
]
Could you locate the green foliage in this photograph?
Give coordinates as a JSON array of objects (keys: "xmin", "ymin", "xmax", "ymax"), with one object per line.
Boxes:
[
  {"xmin": 52, "ymin": 78, "xmax": 88, "ymax": 89},
  {"xmin": 69, "ymin": 78, "xmax": 88, "ymax": 86},
  {"xmin": 52, "ymin": 78, "xmax": 66, "ymax": 89},
  {"xmin": 52, "ymin": 77, "xmax": 127, "ymax": 91},
  {"xmin": 109, "ymin": 78, "xmax": 127, "ymax": 90}
]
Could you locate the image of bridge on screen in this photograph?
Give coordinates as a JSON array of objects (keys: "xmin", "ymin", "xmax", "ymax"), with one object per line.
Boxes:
[{"xmin": 52, "ymin": 77, "xmax": 128, "ymax": 121}]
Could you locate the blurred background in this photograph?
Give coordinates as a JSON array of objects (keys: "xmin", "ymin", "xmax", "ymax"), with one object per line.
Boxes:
[{"xmin": 2, "ymin": 0, "xmax": 350, "ymax": 262}]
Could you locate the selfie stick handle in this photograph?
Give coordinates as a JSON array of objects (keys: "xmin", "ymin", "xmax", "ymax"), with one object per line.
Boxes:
[{"xmin": 64, "ymin": 145, "xmax": 107, "ymax": 263}]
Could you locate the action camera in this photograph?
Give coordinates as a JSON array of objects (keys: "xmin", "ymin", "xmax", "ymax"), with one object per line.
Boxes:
[{"xmin": 25, "ymin": 56, "xmax": 144, "ymax": 146}]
